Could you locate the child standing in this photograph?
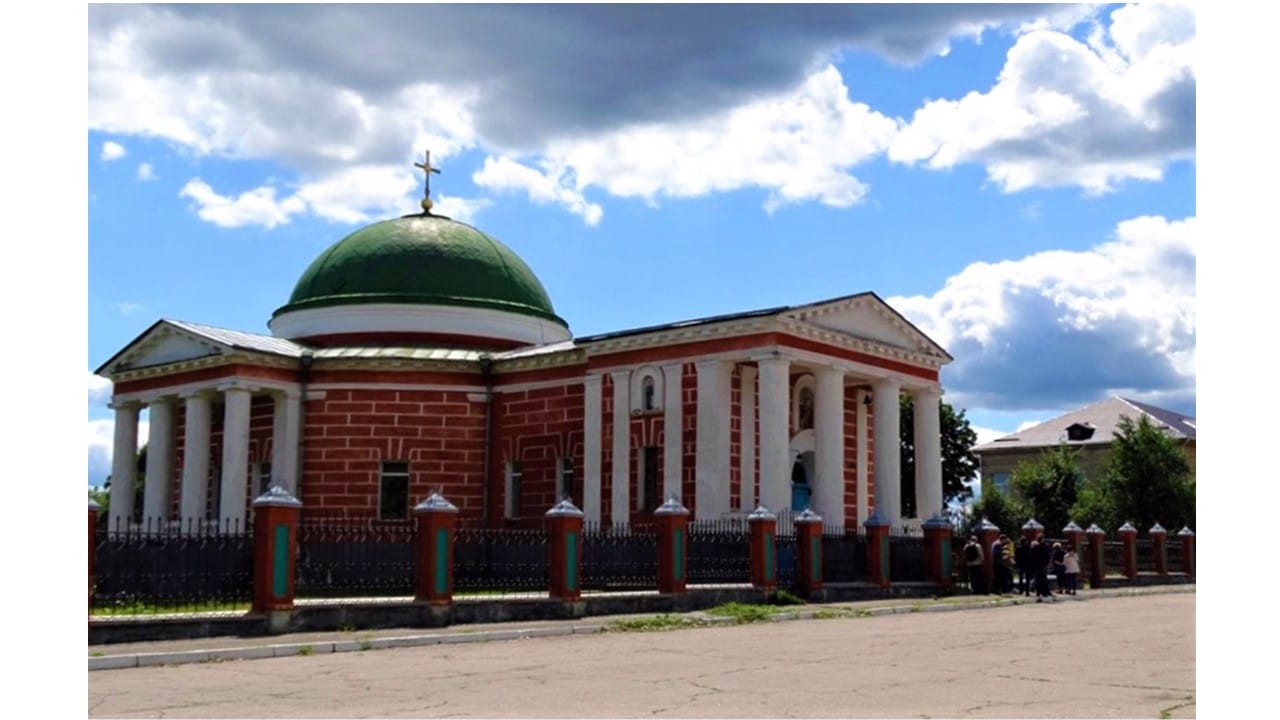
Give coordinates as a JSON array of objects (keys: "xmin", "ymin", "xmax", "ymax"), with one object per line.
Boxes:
[{"xmin": 1062, "ymin": 544, "xmax": 1080, "ymax": 595}]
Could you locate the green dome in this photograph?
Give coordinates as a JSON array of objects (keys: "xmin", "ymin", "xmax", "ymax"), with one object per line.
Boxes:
[{"xmin": 273, "ymin": 214, "xmax": 565, "ymax": 327}]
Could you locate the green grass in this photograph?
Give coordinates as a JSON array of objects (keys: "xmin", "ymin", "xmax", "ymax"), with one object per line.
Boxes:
[
  {"xmin": 705, "ymin": 602, "xmax": 781, "ymax": 624},
  {"xmin": 769, "ymin": 589, "xmax": 807, "ymax": 606},
  {"xmin": 90, "ymin": 599, "xmax": 251, "ymax": 617},
  {"xmin": 297, "ymin": 645, "xmax": 314, "ymax": 656},
  {"xmin": 610, "ymin": 614, "xmax": 706, "ymax": 632},
  {"xmin": 812, "ymin": 609, "xmax": 851, "ymax": 620}
]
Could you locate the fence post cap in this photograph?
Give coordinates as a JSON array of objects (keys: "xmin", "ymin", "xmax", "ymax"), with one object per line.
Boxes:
[
  {"xmin": 747, "ymin": 505, "xmax": 776, "ymax": 522},
  {"xmin": 89, "ymin": 498, "xmax": 102, "ymax": 511},
  {"xmin": 863, "ymin": 511, "xmax": 891, "ymax": 528},
  {"xmin": 1062, "ymin": 521, "xmax": 1083, "ymax": 533},
  {"xmin": 976, "ymin": 517, "xmax": 1000, "ymax": 532},
  {"xmin": 1149, "ymin": 523, "xmax": 1167, "ymax": 535},
  {"xmin": 794, "ymin": 508, "xmax": 823, "ymax": 525},
  {"xmin": 1118, "ymin": 521, "xmax": 1138, "ymax": 533},
  {"xmin": 654, "ymin": 495, "xmax": 690, "ymax": 516},
  {"xmin": 1085, "ymin": 523, "xmax": 1105, "ymax": 535},
  {"xmin": 545, "ymin": 498, "xmax": 585, "ymax": 518},
  {"xmin": 1021, "ymin": 517, "xmax": 1044, "ymax": 531},
  {"xmin": 251, "ymin": 485, "xmax": 302, "ymax": 508},
  {"xmin": 414, "ymin": 491, "xmax": 458, "ymax": 514},
  {"xmin": 1177, "ymin": 526, "xmax": 1195, "ymax": 536}
]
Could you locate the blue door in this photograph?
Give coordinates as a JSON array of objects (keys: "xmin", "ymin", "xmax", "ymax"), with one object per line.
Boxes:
[{"xmin": 790, "ymin": 461, "xmax": 811, "ymax": 512}]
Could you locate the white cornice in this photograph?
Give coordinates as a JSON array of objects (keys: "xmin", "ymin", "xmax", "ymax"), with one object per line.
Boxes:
[
  {"xmin": 779, "ymin": 318, "xmax": 947, "ymax": 370},
  {"xmin": 579, "ymin": 316, "xmax": 777, "ymax": 357},
  {"xmin": 492, "ymin": 347, "xmax": 586, "ymax": 373},
  {"xmin": 106, "ymin": 351, "xmax": 298, "ymax": 383}
]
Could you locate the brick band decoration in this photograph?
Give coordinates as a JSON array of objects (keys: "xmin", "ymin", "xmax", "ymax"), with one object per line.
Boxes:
[
  {"xmin": 414, "ymin": 492, "xmax": 459, "ymax": 605},
  {"xmin": 748, "ymin": 506, "xmax": 778, "ymax": 591},
  {"xmin": 654, "ymin": 497, "xmax": 690, "ymax": 595},
  {"xmin": 545, "ymin": 499, "xmax": 584, "ymax": 601},
  {"xmin": 251, "ymin": 486, "xmax": 302, "ymax": 613}
]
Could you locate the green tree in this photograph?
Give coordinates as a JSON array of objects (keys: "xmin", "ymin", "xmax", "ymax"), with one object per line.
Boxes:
[
  {"xmin": 968, "ymin": 483, "xmax": 1029, "ymax": 537},
  {"xmin": 1009, "ymin": 444, "xmax": 1083, "ymax": 536},
  {"xmin": 1071, "ymin": 414, "xmax": 1195, "ymax": 531},
  {"xmin": 900, "ymin": 394, "xmax": 979, "ymax": 517}
]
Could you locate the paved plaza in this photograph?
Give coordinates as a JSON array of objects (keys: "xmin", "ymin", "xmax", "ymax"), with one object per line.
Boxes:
[{"xmin": 89, "ymin": 591, "xmax": 1194, "ymax": 719}]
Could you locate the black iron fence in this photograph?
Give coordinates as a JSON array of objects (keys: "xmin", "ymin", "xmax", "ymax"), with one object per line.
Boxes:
[
  {"xmin": 91, "ymin": 520, "xmax": 253, "ymax": 616},
  {"xmin": 581, "ymin": 523, "xmax": 658, "ymax": 592},
  {"xmin": 454, "ymin": 527, "xmax": 548, "ymax": 597},
  {"xmin": 295, "ymin": 519, "xmax": 416, "ymax": 598},
  {"xmin": 889, "ymin": 531, "xmax": 926, "ymax": 583},
  {"xmin": 686, "ymin": 519, "xmax": 751, "ymax": 585},
  {"xmin": 822, "ymin": 526, "xmax": 865, "ymax": 583}
]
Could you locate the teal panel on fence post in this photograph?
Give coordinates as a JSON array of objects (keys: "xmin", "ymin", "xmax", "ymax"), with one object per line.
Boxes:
[
  {"xmin": 675, "ymin": 528, "xmax": 684, "ymax": 581},
  {"xmin": 811, "ymin": 536, "xmax": 821, "ymax": 583},
  {"xmin": 567, "ymin": 531, "xmax": 578, "ymax": 591},
  {"xmin": 435, "ymin": 528, "xmax": 449, "ymax": 594},
  {"xmin": 765, "ymin": 532, "xmax": 775, "ymax": 582},
  {"xmin": 272, "ymin": 524, "xmax": 289, "ymax": 598}
]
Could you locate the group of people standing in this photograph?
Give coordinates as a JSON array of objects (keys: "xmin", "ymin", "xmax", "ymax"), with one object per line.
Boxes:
[{"xmin": 963, "ymin": 533, "xmax": 1080, "ymax": 601}]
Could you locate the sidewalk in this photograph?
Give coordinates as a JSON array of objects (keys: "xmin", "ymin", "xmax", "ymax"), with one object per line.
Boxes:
[{"xmin": 89, "ymin": 583, "xmax": 1194, "ymax": 671}]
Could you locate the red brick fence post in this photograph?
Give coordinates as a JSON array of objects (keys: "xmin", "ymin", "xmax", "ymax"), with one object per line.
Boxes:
[
  {"xmin": 749, "ymin": 506, "xmax": 778, "ymax": 592},
  {"xmin": 1085, "ymin": 523, "xmax": 1106, "ymax": 588},
  {"xmin": 89, "ymin": 499, "xmax": 101, "ymax": 608},
  {"xmin": 1117, "ymin": 522, "xmax": 1138, "ymax": 582},
  {"xmin": 922, "ymin": 514, "xmax": 953, "ymax": 590},
  {"xmin": 546, "ymin": 499, "xmax": 585, "ymax": 601},
  {"xmin": 1178, "ymin": 526, "xmax": 1195, "ymax": 577},
  {"xmin": 976, "ymin": 517, "xmax": 1000, "ymax": 594},
  {"xmin": 1149, "ymin": 523, "xmax": 1168, "ymax": 576},
  {"xmin": 1021, "ymin": 517, "xmax": 1044, "ymax": 545},
  {"xmin": 252, "ymin": 486, "xmax": 302, "ymax": 632},
  {"xmin": 414, "ymin": 492, "xmax": 458, "ymax": 606},
  {"xmin": 864, "ymin": 512, "xmax": 891, "ymax": 589},
  {"xmin": 795, "ymin": 508, "xmax": 823, "ymax": 597},
  {"xmin": 655, "ymin": 497, "xmax": 690, "ymax": 595}
]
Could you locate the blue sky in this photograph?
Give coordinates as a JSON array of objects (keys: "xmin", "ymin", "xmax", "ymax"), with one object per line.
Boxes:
[{"xmin": 83, "ymin": 3, "xmax": 1198, "ymax": 489}]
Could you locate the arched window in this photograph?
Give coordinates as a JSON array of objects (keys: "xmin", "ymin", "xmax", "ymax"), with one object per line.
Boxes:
[
  {"xmin": 631, "ymin": 366, "xmax": 663, "ymax": 413},
  {"xmin": 798, "ymin": 387, "xmax": 815, "ymax": 430},
  {"xmin": 642, "ymin": 376, "xmax": 656, "ymax": 411}
]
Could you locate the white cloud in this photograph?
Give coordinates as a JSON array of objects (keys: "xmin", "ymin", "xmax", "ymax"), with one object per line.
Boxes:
[
  {"xmin": 136, "ymin": 162, "xmax": 155, "ymax": 180},
  {"xmin": 475, "ymin": 66, "xmax": 897, "ymax": 223},
  {"xmin": 115, "ymin": 301, "xmax": 142, "ymax": 316},
  {"xmin": 971, "ymin": 425, "xmax": 1009, "ymax": 446},
  {"xmin": 100, "ymin": 140, "xmax": 126, "ymax": 161},
  {"xmin": 889, "ymin": 3, "xmax": 1194, "ymax": 193},
  {"xmin": 430, "ymin": 194, "xmax": 492, "ymax": 225},
  {"xmin": 88, "ymin": 372, "xmax": 113, "ymax": 406},
  {"xmin": 88, "ymin": 418, "xmax": 149, "ymax": 488},
  {"xmin": 473, "ymin": 157, "xmax": 603, "ymax": 226},
  {"xmin": 179, "ymin": 178, "xmax": 306, "ymax": 229},
  {"xmin": 890, "ymin": 215, "xmax": 1195, "ymax": 412}
]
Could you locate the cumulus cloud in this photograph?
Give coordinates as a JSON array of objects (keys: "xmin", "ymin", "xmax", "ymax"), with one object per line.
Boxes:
[
  {"xmin": 890, "ymin": 215, "xmax": 1195, "ymax": 414},
  {"xmin": 100, "ymin": 140, "xmax": 126, "ymax": 161},
  {"xmin": 89, "ymin": 372, "xmax": 113, "ymax": 406},
  {"xmin": 136, "ymin": 162, "xmax": 155, "ymax": 181},
  {"xmin": 890, "ymin": 3, "xmax": 1195, "ymax": 193},
  {"xmin": 89, "ymin": 4, "xmax": 1096, "ymax": 226}
]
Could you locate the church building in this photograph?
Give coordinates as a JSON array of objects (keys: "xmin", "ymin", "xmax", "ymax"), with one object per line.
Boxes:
[{"xmin": 96, "ymin": 160, "xmax": 954, "ymax": 532}]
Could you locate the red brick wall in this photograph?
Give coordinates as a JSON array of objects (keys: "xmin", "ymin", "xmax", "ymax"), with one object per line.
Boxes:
[{"xmin": 493, "ymin": 381, "xmax": 584, "ymax": 527}]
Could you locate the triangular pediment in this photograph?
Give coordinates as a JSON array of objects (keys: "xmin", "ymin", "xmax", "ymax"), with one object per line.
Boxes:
[
  {"xmin": 782, "ymin": 293, "xmax": 951, "ymax": 360},
  {"xmin": 96, "ymin": 321, "xmax": 227, "ymax": 375}
]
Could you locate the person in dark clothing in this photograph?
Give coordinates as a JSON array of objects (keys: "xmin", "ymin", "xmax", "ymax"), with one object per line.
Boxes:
[
  {"xmin": 1015, "ymin": 537, "xmax": 1032, "ymax": 596},
  {"xmin": 1051, "ymin": 542, "xmax": 1067, "ymax": 595},
  {"xmin": 964, "ymin": 536, "xmax": 986, "ymax": 595},
  {"xmin": 992, "ymin": 534, "xmax": 1013, "ymax": 595},
  {"xmin": 1031, "ymin": 534, "xmax": 1054, "ymax": 602}
]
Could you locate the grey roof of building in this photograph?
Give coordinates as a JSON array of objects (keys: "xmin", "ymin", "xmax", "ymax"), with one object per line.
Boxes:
[
  {"xmin": 972, "ymin": 396, "xmax": 1196, "ymax": 453},
  {"xmin": 167, "ymin": 319, "xmax": 311, "ymax": 357}
]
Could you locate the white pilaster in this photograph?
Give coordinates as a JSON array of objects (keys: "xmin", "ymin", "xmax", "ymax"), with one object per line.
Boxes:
[
  {"xmin": 219, "ymin": 385, "xmax": 253, "ymax": 530},
  {"xmin": 739, "ymin": 365, "xmax": 757, "ymax": 512},
  {"xmin": 271, "ymin": 389, "xmax": 302, "ymax": 495},
  {"xmin": 855, "ymin": 389, "xmax": 869, "ymax": 527},
  {"xmin": 758, "ymin": 357, "xmax": 791, "ymax": 514},
  {"xmin": 179, "ymin": 390, "xmax": 212, "ymax": 526},
  {"xmin": 583, "ymin": 375, "xmax": 603, "ymax": 525},
  {"xmin": 694, "ymin": 359, "xmax": 732, "ymax": 519},
  {"xmin": 872, "ymin": 379, "xmax": 902, "ymax": 527},
  {"xmin": 108, "ymin": 401, "xmax": 140, "ymax": 529},
  {"xmin": 814, "ymin": 365, "xmax": 845, "ymax": 527},
  {"xmin": 913, "ymin": 387, "xmax": 944, "ymax": 519},
  {"xmin": 661, "ymin": 363, "xmax": 684, "ymax": 502},
  {"xmin": 142, "ymin": 398, "xmax": 175, "ymax": 522},
  {"xmin": 610, "ymin": 370, "xmax": 632, "ymax": 526}
]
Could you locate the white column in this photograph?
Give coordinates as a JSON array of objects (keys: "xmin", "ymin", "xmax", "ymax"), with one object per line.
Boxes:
[
  {"xmin": 695, "ymin": 359, "xmax": 732, "ymax": 519},
  {"xmin": 179, "ymin": 390, "xmax": 212, "ymax": 526},
  {"xmin": 271, "ymin": 388, "xmax": 302, "ymax": 495},
  {"xmin": 661, "ymin": 362, "xmax": 684, "ymax": 502},
  {"xmin": 610, "ymin": 370, "xmax": 631, "ymax": 526},
  {"xmin": 757, "ymin": 357, "xmax": 791, "ymax": 514},
  {"xmin": 219, "ymin": 385, "xmax": 253, "ymax": 530},
  {"xmin": 582, "ymin": 375, "xmax": 603, "ymax": 525},
  {"xmin": 108, "ymin": 401, "xmax": 140, "ymax": 529},
  {"xmin": 814, "ymin": 365, "xmax": 845, "ymax": 527},
  {"xmin": 142, "ymin": 398, "xmax": 175, "ymax": 523},
  {"xmin": 912, "ymin": 387, "xmax": 944, "ymax": 519},
  {"xmin": 739, "ymin": 365, "xmax": 757, "ymax": 512},
  {"xmin": 855, "ymin": 389, "xmax": 870, "ymax": 527},
  {"xmin": 872, "ymin": 379, "xmax": 902, "ymax": 527}
]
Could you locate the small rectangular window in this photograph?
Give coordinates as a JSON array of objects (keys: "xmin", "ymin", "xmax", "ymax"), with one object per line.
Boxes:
[
  {"xmin": 992, "ymin": 472, "xmax": 1011, "ymax": 496},
  {"xmin": 256, "ymin": 462, "xmax": 272, "ymax": 498},
  {"xmin": 642, "ymin": 446, "xmax": 659, "ymax": 512},
  {"xmin": 505, "ymin": 461, "xmax": 523, "ymax": 519},
  {"xmin": 380, "ymin": 461, "xmax": 410, "ymax": 520}
]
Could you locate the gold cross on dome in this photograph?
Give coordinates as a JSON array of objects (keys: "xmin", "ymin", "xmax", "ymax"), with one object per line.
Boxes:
[{"xmin": 419, "ymin": 149, "xmax": 445, "ymax": 198}]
